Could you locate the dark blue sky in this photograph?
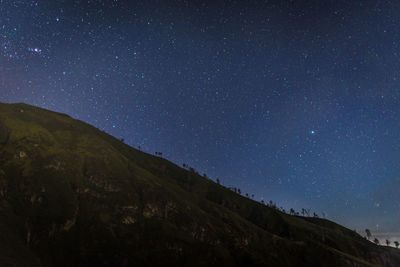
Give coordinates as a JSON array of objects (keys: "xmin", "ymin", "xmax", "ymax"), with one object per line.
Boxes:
[{"xmin": 1, "ymin": 0, "xmax": 400, "ymax": 233}]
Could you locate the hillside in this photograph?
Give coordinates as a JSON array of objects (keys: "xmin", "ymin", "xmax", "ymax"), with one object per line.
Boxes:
[{"xmin": 0, "ymin": 102, "xmax": 399, "ymax": 266}]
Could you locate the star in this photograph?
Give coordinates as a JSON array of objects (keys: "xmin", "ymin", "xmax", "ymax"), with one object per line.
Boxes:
[{"xmin": 28, "ymin": 47, "xmax": 42, "ymax": 54}]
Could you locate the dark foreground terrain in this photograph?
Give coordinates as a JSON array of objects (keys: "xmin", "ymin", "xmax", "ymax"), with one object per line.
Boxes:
[{"xmin": 0, "ymin": 102, "xmax": 399, "ymax": 266}]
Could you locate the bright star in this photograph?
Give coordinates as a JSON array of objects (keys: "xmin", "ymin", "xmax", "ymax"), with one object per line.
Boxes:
[{"xmin": 28, "ymin": 47, "xmax": 42, "ymax": 54}]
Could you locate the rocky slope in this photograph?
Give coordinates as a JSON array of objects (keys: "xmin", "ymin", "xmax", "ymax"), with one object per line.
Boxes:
[{"xmin": 0, "ymin": 102, "xmax": 399, "ymax": 266}]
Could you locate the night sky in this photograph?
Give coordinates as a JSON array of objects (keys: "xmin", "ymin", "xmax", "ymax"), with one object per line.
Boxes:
[{"xmin": 1, "ymin": 0, "xmax": 400, "ymax": 235}]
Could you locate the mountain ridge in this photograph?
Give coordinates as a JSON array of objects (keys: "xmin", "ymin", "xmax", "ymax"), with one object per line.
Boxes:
[{"xmin": 0, "ymin": 102, "xmax": 399, "ymax": 266}]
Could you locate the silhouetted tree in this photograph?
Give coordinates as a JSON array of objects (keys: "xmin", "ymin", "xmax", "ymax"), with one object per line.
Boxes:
[
  {"xmin": 120, "ymin": 138, "xmax": 125, "ymax": 143},
  {"xmin": 238, "ymin": 188, "xmax": 241, "ymax": 195},
  {"xmin": 365, "ymin": 229, "xmax": 371, "ymax": 240},
  {"xmin": 268, "ymin": 200, "xmax": 276, "ymax": 208},
  {"xmin": 394, "ymin": 241, "xmax": 399, "ymax": 248},
  {"xmin": 251, "ymin": 194, "xmax": 254, "ymax": 199},
  {"xmin": 374, "ymin": 238, "xmax": 380, "ymax": 245},
  {"xmin": 289, "ymin": 208, "xmax": 295, "ymax": 215},
  {"xmin": 386, "ymin": 239, "xmax": 391, "ymax": 246},
  {"xmin": 182, "ymin": 163, "xmax": 187, "ymax": 168},
  {"xmin": 138, "ymin": 145, "xmax": 141, "ymax": 150},
  {"xmin": 313, "ymin": 212, "xmax": 319, "ymax": 218},
  {"xmin": 301, "ymin": 208, "xmax": 305, "ymax": 216},
  {"xmin": 261, "ymin": 200, "xmax": 265, "ymax": 205},
  {"xmin": 216, "ymin": 178, "xmax": 220, "ymax": 185},
  {"xmin": 245, "ymin": 193, "xmax": 249, "ymax": 198}
]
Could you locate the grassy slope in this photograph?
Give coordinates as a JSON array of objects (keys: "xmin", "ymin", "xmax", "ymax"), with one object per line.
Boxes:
[{"xmin": 0, "ymin": 102, "xmax": 399, "ymax": 267}]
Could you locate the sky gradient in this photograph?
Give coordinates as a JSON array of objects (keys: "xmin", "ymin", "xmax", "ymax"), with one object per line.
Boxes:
[{"xmin": 1, "ymin": 0, "xmax": 400, "ymax": 234}]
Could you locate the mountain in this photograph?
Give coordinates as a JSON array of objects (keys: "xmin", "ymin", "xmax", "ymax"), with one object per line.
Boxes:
[{"xmin": 0, "ymin": 102, "xmax": 399, "ymax": 267}]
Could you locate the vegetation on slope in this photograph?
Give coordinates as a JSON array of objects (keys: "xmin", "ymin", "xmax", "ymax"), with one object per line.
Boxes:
[{"xmin": 0, "ymin": 102, "xmax": 399, "ymax": 267}]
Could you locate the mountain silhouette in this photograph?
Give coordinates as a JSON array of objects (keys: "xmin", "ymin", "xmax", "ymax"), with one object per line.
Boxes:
[{"xmin": 0, "ymin": 102, "xmax": 399, "ymax": 266}]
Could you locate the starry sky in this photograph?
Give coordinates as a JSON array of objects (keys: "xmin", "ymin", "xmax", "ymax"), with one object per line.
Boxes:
[{"xmin": 1, "ymin": 0, "xmax": 400, "ymax": 234}]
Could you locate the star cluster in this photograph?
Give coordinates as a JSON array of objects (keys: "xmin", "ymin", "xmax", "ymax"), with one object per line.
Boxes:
[{"xmin": 1, "ymin": 0, "xmax": 400, "ymax": 232}]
